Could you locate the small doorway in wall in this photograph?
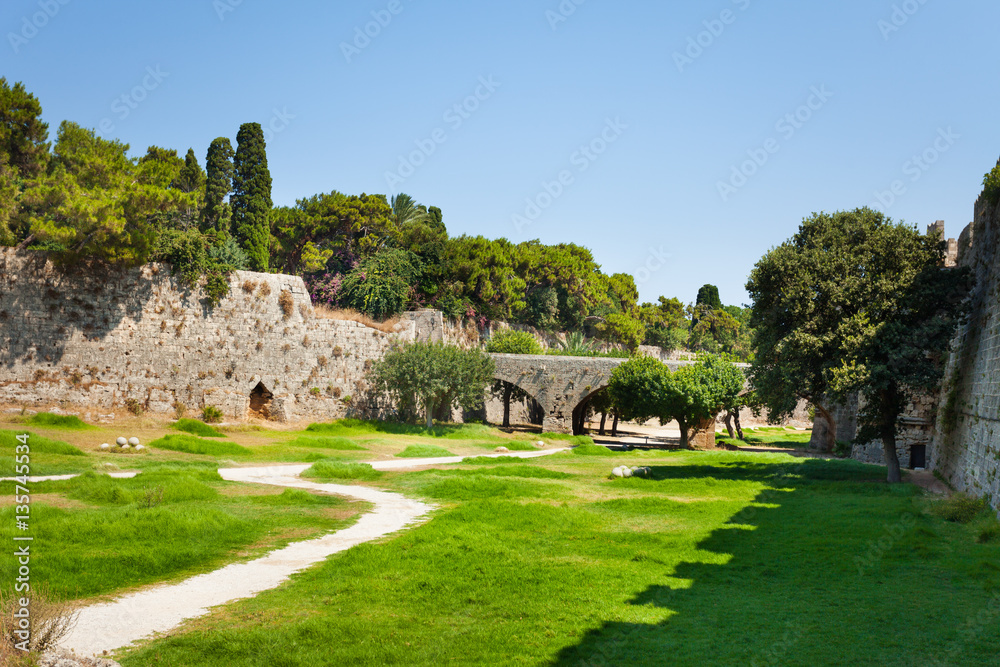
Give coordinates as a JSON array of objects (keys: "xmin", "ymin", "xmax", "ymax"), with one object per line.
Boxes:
[
  {"xmin": 249, "ymin": 382, "xmax": 273, "ymax": 419},
  {"xmin": 910, "ymin": 444, "xmax": 927, "ymax": 469}
]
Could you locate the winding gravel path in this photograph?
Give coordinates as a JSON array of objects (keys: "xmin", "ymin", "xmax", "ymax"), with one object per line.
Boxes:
[{"xmin": 43, "ymin": 449, "xmax": 566, "ymax": 657}]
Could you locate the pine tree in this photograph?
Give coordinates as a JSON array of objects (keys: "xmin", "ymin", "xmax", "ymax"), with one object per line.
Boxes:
[
  {"xmin": 0, "ymin": 78, "xmax": 49, "ymax": 179},
  {"xmin": 202, "ymin": 137, "xmax": 235, "ymax": 233},
  {"xmin": 231, "ymin": 124, "xmax": 272, "ymax": 271}
]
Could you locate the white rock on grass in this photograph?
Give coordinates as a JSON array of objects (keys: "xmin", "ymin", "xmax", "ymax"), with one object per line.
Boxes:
[
  {"xmin": 99, "ymin": 443, "xmax": 111, "ymax": 451},
  {"xmin": 121, "ymin": 444, "xmax": 130, "ymax": 450},
  {"xmin": 135, "ymin": 445, "xmax": 145, "ymax": 452},
  {"xmin": 496, "ymin": 446, "xmax": 510, "ymax": 453},
  {"xmin": 128, "ymin": 437, "xmax": 140, "ymax": 446},
  {"xmin": 116, "ymin": 437, "xmax": 127, "ymax": 446},
  {"xmin": 536, "ymin": 441, "xmax": 545, "ymax": 447}
]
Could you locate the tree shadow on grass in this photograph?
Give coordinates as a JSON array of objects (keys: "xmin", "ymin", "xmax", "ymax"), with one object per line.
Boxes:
[{"xmin": 551, "ymin": 457, "xmax": 998, "ymax": 667}]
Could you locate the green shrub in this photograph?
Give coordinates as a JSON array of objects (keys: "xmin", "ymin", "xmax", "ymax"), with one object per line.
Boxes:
[
  {"xmin": 486, "ymin": 329, "xmax": 543, "ymax": 355},
  {"xmin": 173, "ymin": 419, "xmax": 225, "ymax": 438},
  {"xmin": 124, "ymin": 398, "xmax": 144, "ymax": 416},
  {"xmin": 147, "ymin": 434, "xmax": 249, "ymax": 456},
  {"xmin": 302, "ymin": 461, "xmax": 383, "ymax": 481},
  {"xmin": 983, "ymin": 163, "xmax": 1000, "ymax": 205},
  {"xmin": 834, "ymin": 440, "xmax": 852, "ymax": 458},
  {"xmin": 25, "ymin": 413, "xmax": 93, "ymax": 430},
  {"xmin": 934, "ymin": 494, "xmax": 989, "ymax": 524},
  {"xmin": 201, "ymin": 406, "xmax": 224, "ymax": 423},
  {"xmin": 977, "ymin": 522, "xmax": 1000, "ymax": 544}
]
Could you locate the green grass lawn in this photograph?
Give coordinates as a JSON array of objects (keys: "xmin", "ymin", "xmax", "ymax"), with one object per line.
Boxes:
[
  {"xmin": 116, "ymin": 448, "xmax": 1000, "ymax": 667},
  {"xmin": 4, "ymin": 415, "xmax": 999, "ymax": 665},
  {"xmin": 0, "ymin": 417, "xmax": 554, "ymax": 475},
  {"xmin": 0, "ymin": 464, "xmax": 369, "ymax": 601},
  {"xmin": 717, "ymin": 426, "xmax": 813, "ymax": 450}
]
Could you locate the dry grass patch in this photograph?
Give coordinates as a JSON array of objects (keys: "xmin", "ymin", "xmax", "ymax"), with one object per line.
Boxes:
[{"xmin": 312, "ymin": 306, "xmax": 401, "ymax": 334}]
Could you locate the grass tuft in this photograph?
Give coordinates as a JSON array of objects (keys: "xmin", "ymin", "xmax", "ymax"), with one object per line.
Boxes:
[
  {"xmin": 571, "ymin": 443, "xmax": 615, "ymax": 457},
  {"xmin": 396, "ymin": 444, "xmax": 455, "ymax": 458},
  {"xmin": 302, "ymin": 461, "xmax": 384, "ymax": 481},
  {"xmin": 541, "ymin": 433, "xmax": 595, "ymax": 446},
  {"xmin": 284, "ymin": 436, "xmax": 367, "ymax": 451},
  {"xmin": 172, "ymin": 419, "xmax": 225, "ymax": 438},
  {"xmin": 147, "ymin": 434, "xmax": 250, "ymax": 456},
  {"xmin": 25, "ymin": 412, "xmax": 93, "ymax": 430},
  {"xmin": 306, "ymin": 419, "xmax": 505, "ymax": 441},
  {"xmin": 433, "ymin": 466, "xmax": 573, "ymax": 480},
  {"xmin": 0, "ymin": 430, "xmax": 85, "ymax": 456}
]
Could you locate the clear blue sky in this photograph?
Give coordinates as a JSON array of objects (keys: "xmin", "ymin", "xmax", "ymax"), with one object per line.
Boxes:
[{"xmin": 4, "ymin": 0, "xmax": 999, "ymax": 306}]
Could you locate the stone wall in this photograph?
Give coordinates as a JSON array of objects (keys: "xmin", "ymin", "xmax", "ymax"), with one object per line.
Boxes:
[
  {"xmin": 849, "ymin": 394, "xmax": 937, "ymax": 469},
  {"xmin": 0, "ymin": 250, "xmax": 416, "ymax": 422},
  {"xmin": 931, "ymin": 190, "xmax": 1000, "ymax": 511}
]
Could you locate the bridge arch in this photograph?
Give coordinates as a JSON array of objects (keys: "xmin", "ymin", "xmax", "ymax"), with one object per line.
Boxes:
[
  {"xmin": 489, "ymin": 354, "xmax": 625, "ymax": 433},
  {"xmin": 489, "ymin": 354, "xmax": 707, "ymax": 434}
]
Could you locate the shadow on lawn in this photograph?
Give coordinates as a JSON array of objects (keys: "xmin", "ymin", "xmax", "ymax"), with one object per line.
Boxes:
[{"xmin": 547, "ymin": 456, "xmax": 990, "ymax": 667}]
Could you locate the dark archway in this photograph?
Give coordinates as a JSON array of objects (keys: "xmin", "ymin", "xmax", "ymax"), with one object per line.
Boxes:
[
  {"xmin": 249, "ymin": 381, "xmax": 273, "ymax": 418},
  {"xmin": 570, "ymin": 384, "xmax": 612, "ymax": 436},
  {"xmin": 491, "ymin": 379, "xmax": 545, "ymax": 428}
]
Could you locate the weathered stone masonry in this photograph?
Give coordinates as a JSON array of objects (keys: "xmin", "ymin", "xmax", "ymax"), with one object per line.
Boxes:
[
  {"xmin": 931, "ymin": 191, "xmax": 1000, "ymax": 511},
  {"xmin": 0, "ymin": 249, "xmax": 417, "ymax": 421}
]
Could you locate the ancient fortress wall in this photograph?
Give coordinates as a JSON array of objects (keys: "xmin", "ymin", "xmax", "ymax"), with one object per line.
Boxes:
[
  {"xmin": 931, "ymin": 193, "xmax": 1000, "ymax": 510},
  {"xmin": 0, "ymin": 249, "xmax": 419, "ymax": 422}
]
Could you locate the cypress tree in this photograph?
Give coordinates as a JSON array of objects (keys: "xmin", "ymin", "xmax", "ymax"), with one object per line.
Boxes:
[
  {"xmin": 202, "ymin": 137, "xmax": 235, "ymax": 233},
  {"xmin": 175, "ymin": 148, "xmax": 205, "ymax": 193},
  {"xmin": 231, "ymin": 123, "xmax": 272, "ymax": 271},
  {"xmin": 696, "ymin": 284, "xmax": 722, "ymax": 310}
]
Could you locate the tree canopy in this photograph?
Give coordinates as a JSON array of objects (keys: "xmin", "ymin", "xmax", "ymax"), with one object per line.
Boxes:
[
  {"xmin": 608, "ymin": 355, "xmax": 744, "ymax": 448},
  {"xmin": 370, "ymin": 342, "xmax": 495, "ymax": 429},
  {"xmin": 0, "ymin": 80, "xmax": 752, "ymax": 362},
  {"xmin": 747, "ymin": 208, "xmax": 972, "ymax": 481},
  {"xmin": 231, "ymin": 123, "xmax": 272, "ymax": 271}
]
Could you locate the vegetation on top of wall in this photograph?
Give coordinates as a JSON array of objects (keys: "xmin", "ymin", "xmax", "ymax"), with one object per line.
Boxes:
[
  {"xmin": 0, "ymin": 79, "xmax": 754, "ymax": 360},
  {"xmin": 983, "ymin": 159, "xmax": 1000, "ymax": 205}
]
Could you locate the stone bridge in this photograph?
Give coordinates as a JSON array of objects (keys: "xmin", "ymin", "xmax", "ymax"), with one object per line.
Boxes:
[{"xmin": 489, "ymin": 354, "xmax": 691, "ymax": 434}]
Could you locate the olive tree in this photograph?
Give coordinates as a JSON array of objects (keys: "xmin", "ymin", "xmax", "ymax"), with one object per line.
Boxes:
[
  {"xmin": 608, "ymin": 355, "xmax": 743, "ymax": 449},
  {"xmin": 369, "ymin": 341, "xmax": 495, "ymax": 429}
]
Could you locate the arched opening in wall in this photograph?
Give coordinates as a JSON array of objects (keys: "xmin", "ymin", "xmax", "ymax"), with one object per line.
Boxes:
[
  {"xmin": 578, "ymin": 387, "xmax": 618, "ymax": 437},
  {"xmin": 571, "ymin": 386, "xmax": 611, "ymax": 437},
  {"xmin": 249, "ymin": 382, "xmax": 273, "ymax": 419},
  {"xmin": 491, "ymin": 379, "xmax": 544, "ymax": 429}
]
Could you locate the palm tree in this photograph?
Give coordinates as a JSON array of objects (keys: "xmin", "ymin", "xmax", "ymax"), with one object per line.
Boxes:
[{"xmin": 391, "ymin": 193, "xmax": 429, "ymax": 225}]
